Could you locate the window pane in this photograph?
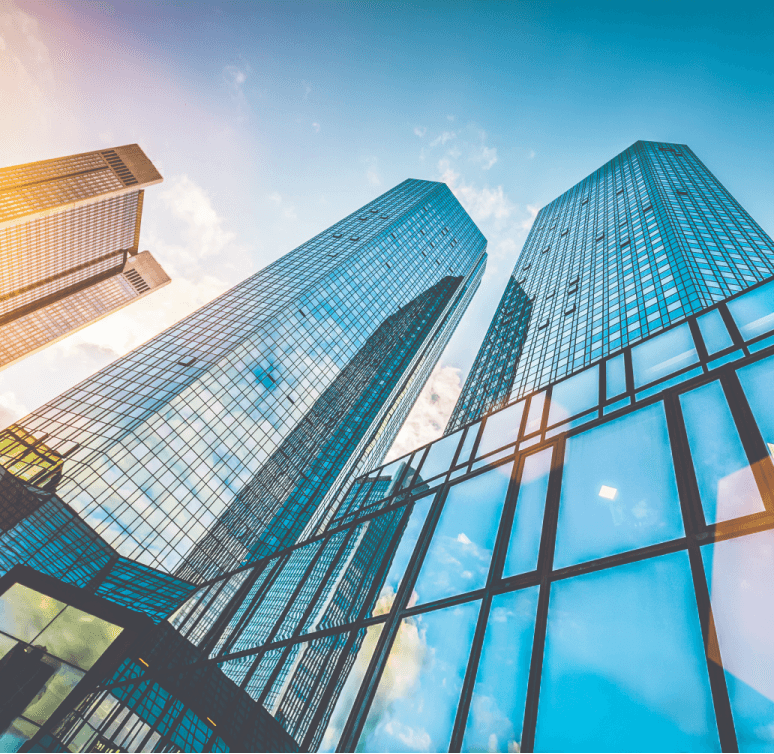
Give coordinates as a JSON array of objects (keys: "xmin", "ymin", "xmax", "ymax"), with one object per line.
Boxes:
[
  {"xmin": 727, "ymin": 280, "xmax": 774, "ymax": 341},
  {"xmin": 0, "ymin": 584, "xmax": 66, "ymax": 643},
  {"xmin": 524, "ymin": 392, "xmax": 546, "ymax": 434},
  {"xmin": 477, "ymin": 402, "xmax": 525, "ymax": 458},
  {"xmin": 462, "ymin": 587, "xmax": 538, "ymax": 753},
  {"xmin": 414, "ymin": 465, "xmax": 512, "ymax": 605},
  {"xmin": 554, "ymin": 403, "xmax": 684, "ymax": 569},
  {"xmin": 697, "ymin": 309, "xmax": 734, "ymax": 355},
  {"xmin": 419, "ymin": 431, "xmax": 462, "ymax": 482},
  {"xmin": 357, "ymin": 600, "xmax": 481, "ymax": 752},
  {"xmin": 679, "ymin": 381, "xmax": 765, "ymax": 523},
  {"xmin": 457, "ymin": 423, "xmax": 480, "ymax": 466},
  {"xmin": 547, "ymin": 365, "xmax": 599, "ymax": 426},
  {"xmin": 503, "ymin": 449, "xmax": 552, "ymax": 577},
  {"xmin": 631, "ymin": 323, "xmax": 699, "ymax": 388},
  {"xmin": 737, "ymin": 354, "xmax": 774, "ymax": 454},
  {"xmin": 702, "ymin": 530, "xmax": 774, "ymax": 752},
  {"xmin": 606, "ymin": 353, "xmax": 627, "ymax": 400},
  {"xmin": 373, "ymin": 495, "xmax": 436, "ymax": 616},
  {"xmin": 319, "ymin": 624, "xmax": 384, "ymax": 752},
  {"xmin": 536, "ymin": 552, "xmax": 720, "ymax": 752}
]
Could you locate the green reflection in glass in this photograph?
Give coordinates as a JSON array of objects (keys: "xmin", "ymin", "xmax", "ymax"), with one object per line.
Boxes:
[
  {"xmin": 702, "ymin": 530, "xmax": 774, "ymax": 752},
  {"xmin": 0, "ymin": 585, "xmax": 66, "ymax": 643},
  {"xmin": 554, "ymin": 403, "xmax": 684, "ymax": 569},
  {"xmin": 503, "ymin": 449, "xmax": 552, "ymax": 577},
  {"xmin": 727, "ymin": 280, "xmax": 774, "ymax": 341},
  {"xmin": 680, "ymin": 381, "xmax": 765, "ymax": 523},
  {"xmin": 631, "ymin": 323, "xmax": 698, "ymax": 388},
  {"xmin": 357, "ymin": 600, "xmax": 481, "ymax": 752},
  {"xmin": 462, "ymin": 587, "xmax": 538, "ymax": 752},
  {"xmin": 21, "ymin": 658, "xmax": 85, "ymax": 725},
  {"xmin": 536, "ymin": 551, "xmax": 720, "ymax": 752},
  {"xmin": 319, "ymin": 624, "xmax": 384, "ymax": 753},
  {"xmin": 0, "ymin": 717, "xmax": 39, "ymax": 753},
  {"xmin": 35, "ymin": 607, "xmax": 123, "ymax": 671},
  {"xmin": 0, "ymin": 631, "xmax": 17, "ymax": 660},
  {"xmin": 414, "ymin": 465, "xmax": 512, "ymax": 605},
  {"xmin": 372, "ymin": 495, "xmax": 435, "ymax": 617}
]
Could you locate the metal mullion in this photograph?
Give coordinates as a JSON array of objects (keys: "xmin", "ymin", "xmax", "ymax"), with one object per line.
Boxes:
[
  {"xmin": 719, "ymin": 371, "xmax": 774, "ymax": 511},
  {"xmin": 689, "ymin": 316, "xmax": 711, "ymax": 364},
  {"xmin": 182, "ymin": 577, "xmax": 232, "ymax": 641},
  {"xmin": 716, "ymin": 303, "xmax": 747, "ymax": 350},
  {"xmin": 337, "ymin": 480, "xmax": 452, "ymax": 751},
  {"xmin": 686, "ymin": 545, "xmax": 739, "ymax": 752},
  {"xmin": 520, "ymin": 434, "xmax": 566, "ymax": 753}
]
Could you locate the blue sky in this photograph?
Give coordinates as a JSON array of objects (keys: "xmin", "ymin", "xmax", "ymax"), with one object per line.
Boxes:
[{"xmin": 0, "ymin": 0, "xmax": 772, "ymax": 452}]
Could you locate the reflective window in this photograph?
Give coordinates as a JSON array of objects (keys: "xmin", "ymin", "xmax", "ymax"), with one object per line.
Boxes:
[
  {"xmin": 319, "ymin": 624, "xmax": 384, "ymax": 752},
  {"xmin": 702, "ymin": 530, "xmax": 774, "ymax": 752},
  {"xmin": 727, "ymin": 280, "xmax": 774, "ymax": 341},
  {"xmin": 554, "ymin": 403, "xmax": 684, "ymax": 569},
  {"xmin": 462, "ymin": 587, "xmax": 538, "ymax": 753},
  {"xmin": 503, "ymin": 449, "xmax": 553, "ymax": 577},
  {"xmin": 419, "ymin": 431, "xmax": 462, "ymax": 481},
  {"xmin": 457, "ymin": 423, "xmax": 480, "ymax": 466},
  {"xmin": 413, "ymin": 465, "xmax": 512, "ymax": 605},
  {"xmin": 373, "ymin": 495, "xmax": 436, "ymax": 616},
  {"xmin": 697, "ymin": 309, "xmax": 734, "ymax": 355},
  {"xmin": 547, "ymin": 365, "xmax": 599, "ymax": 426},
  {"xmin": 524, "ymin": 392, "xmax": 546, "ymax": 435},
  {"xmin": 605, "ymin": 353, "xmax": 627, "ymax": 400},
  {"xmin": 357, "ymin": 600, "xmax": 481, "ymax": 752},
  {"xmin": 680, "ymin": 381, "xmax": 765, "ymax": 523},
  {"xmin": 0, "ymin": 584, "xmax": 66, "ymax": 642},
  {"xmin": 477, "ymin": 401, "xmax": 524, "ymax": 458},
  {"xmin": 536, "ymin": 552, "xmax": 720, "ymax": 752},
  {"xmin": 631, "ymin": 323, "xmax": 699, "ymax": 388},
  {"xmin": 737, "ymin": 355, "xmax": 774, "ymax": 454}
]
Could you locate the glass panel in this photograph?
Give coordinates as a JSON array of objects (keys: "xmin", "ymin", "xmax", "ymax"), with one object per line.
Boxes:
[
  {"xmin": 554, "ymin": 403, "xmax": 684, "ymax": 569},
  {"xmin": 737, "ymin": 355, "xmax": 774, "ymax": 455},
  {"xmin": 477, "ymin": 402, "xmax": 524, "ymax": 458},
  {"xmin": 702, "ymin": 530, "xmax": 774, "ymax": 752},
  {"xmin": 547, "ymin": 365, "xmax": 599, "ymax": 426},
  {"xmin": 680, "ymin": 381, "xmax": 765, "ymax": 523},
  {"xmin": 606, "ymin": 353, "xmax": 627, "ymax": 399},
  {"xmin": 419, "ymin": 431, "xmax": 462, "ymax": 482},
  {"xmin": 524, "ymin": 392, "xmax": 546, "ymax": 435},
  {"xmin": 697, "ymin": 309, "xmax": 734, "ymax": 355},
  {"xmin": 372, "ymin": 495, "xmax": 436, "ymax": 616},
  {"xmin": 536, "ymin": 551, "xmax": 720, "ymax": 752},
  {"xmin": 461, "ymin": 587, "xmax": 539, "ymax": 753},
  {"xmin": 0, "ymin": 718, "xmax": 39, "ymax": 753},
  {"xmin": 631, "ymin": 323, "xmax": 699, "ymax": 388},
  {"xmin": 503, "ymin": 449, "xmax": 553, "ymax": 577},
  {"xmin": 319, "ymin": 624, "xmax": 384, "ymax": 752},
  {"xmin": 357, "ymin": 600, "xmax": 481, "ymax": 752},
  {"xmin": 727, "ymin": 280, "xmax": 774, "ymax": 341},
  {"xmin": 457, "ymin": 423, "xmax": 480, "ymax": 466},
  {"xmin": 413, "ymin": 465, "xmax": 512, "ymax": 605},
  {"xmin": 35, "ymin": 607, "xmax": 123, "ymax": 670},
  {"xmin": 21, "ymin": 658, "xmax": 86, "ymax": 725},
  {"xmin": 0, "ymin": 584, "xmax": 66, "ymax": 642}
]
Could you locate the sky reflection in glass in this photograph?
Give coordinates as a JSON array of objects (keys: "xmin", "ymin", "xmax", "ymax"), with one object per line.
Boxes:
[
  {"xmin": 413, "ymin": 464, "xmax": 512, "ymax": 605},
  {"xmin": 503, "ymin": 449, "xmax": 552, "ymax": 577},
  {"xmin": 462, "ymin": 587, "xmax": 538, "ymax": 753},
  {"xmin": 547, "ymin": 365, "xmax": 598, "ymax": 426},
  {"xmin": 553, "ymin": 402, "xmax": 684, "ymax": 569},
  {"xmin": 606, "ymin": 354, "xmax": 627, "ymax": 400},
  {"xmin": 736, "ymin": 355, "xmax": 774, "ymax": 453},
  {"xmin": 420, "ymin": 431, "xmax": 462, "ymax": 481},
  {"xmin": 478, "ymin": 401, "xmax": 524, "ymax": 458},
  {"xmin": 702, "ymin": 530, "xmax": 774, "ymax": 753},
  {"xmin": 697, "ymin": 309, "xmax": 734, "ymax": 355},
  {"xmin": 727, "ymin": 280, "xmax": 774, "ymax": 341},
  {"xmin": 373, "ymin": 494, "xmax": 435, "ymax": 616},
  {"xmin": 536, "ymin": 551, "xmax": 720, "ymax": 752},
  {"xmin": 680, "ymin": 381, "xmax": 765, "ymax": 523},
  {"xmin": 631, "ymin": 323, "xmax": 699, "ymax": 388},
  {"xmin": 357, "ymin": 600, "xmax": 481, "ymax": 753}
]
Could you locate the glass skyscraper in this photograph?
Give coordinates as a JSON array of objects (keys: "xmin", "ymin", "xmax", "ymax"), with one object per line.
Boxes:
[
  {"xmin": 6, "ymin": 140, "xmax": 774, "ymax": 753},
  {"xmin": 0, "ymin": 145, "xmax": 170, "ymax": 369}
]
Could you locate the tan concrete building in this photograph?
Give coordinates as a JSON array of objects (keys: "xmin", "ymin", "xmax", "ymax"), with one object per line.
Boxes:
[{"xmin": 0, "ymin": 145, "xmax": 170, "ymax": 369}]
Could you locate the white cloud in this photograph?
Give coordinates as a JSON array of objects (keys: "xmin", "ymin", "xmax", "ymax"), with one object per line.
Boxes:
[
  {"xmin": 430, "ymin": 130, "xmax": 456, "ymax": 147},
  {"xmin": 266, "ymin": 190, "xmax": 298, "ymax": 221},
  {"xmin": 363, "ymin": 156, "xmax": 381, "ymax": 187},
  {"xmin": 447, "ymin": 114, "xmax": 456, "ymax": 121},
  {"xmin": 413, "ymin": 126, "xmax": 427, "ymax": 137},
  {"xmin": 528, "ymin": 149, "xmax": 536, "ymax": 159},
  {"xmin": 0, "ymin": 390, "xmax": 28, "ymax": 430},
  {"xmin": 312, "ymin": 121, "xmax": 320, "ymax": 132},
  {"xmin": 456, "ymin": 532, "xmax": 472, "ymax": 545},
  {"xmin": 386, "ymin": 365, "xmax": 462, "ymax": 461},
  {"xmin": 438, "ymin": 159, "xmax": 514, "ymax": 224},
  {"xmin": 476, "ymin": 145, "xmax": 498, "ymax": 170}
]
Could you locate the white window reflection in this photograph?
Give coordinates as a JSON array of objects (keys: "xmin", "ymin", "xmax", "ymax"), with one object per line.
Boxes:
[
  {"xmin": 357, "ymin": 600, "xmax": 481, "ymax": 752},
  {"xmin": 727, "ymin": 280, "xmax": 774, "ymax": 341},
  {"xmin": 547, "ymin": 365, "xmax": 599, "ymax": 426},
  {"xmin": 631, "ymin": 323, "xmax": 699, "ymax": 388},
  {"xmin": 477, "ymin": 401, "xmax": 525, "ymax": 458},
  {"xmin": 554, "ymin": 403, "xmax": 684, "ymax": 569}
]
